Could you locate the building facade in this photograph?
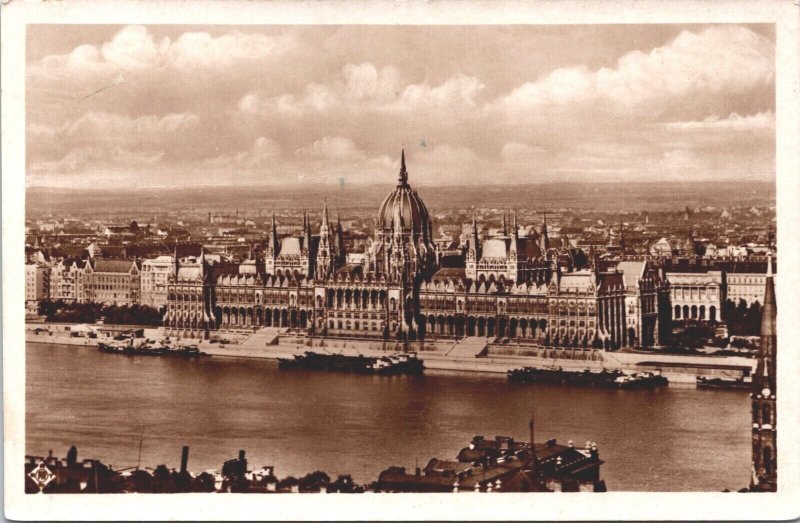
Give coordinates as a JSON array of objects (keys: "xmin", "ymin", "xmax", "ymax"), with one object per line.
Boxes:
[
  {"xmin": 25, "ymin": 263, "xmax": 51, "ymax": 313},
  {"xmin": 49, "ymin": 259, "xmax": 83, "ymax": 303},
  {"xmin": 727, "ymin": 272, "xmax": 773, "ymax": 306},
  {"xmin": 667, "ymin": 271, "xmax": 724, "ymax": 323},
  {"xmin": 82, "ymin": 259, "xmax": 141, "ymax": 306},
  {"xmin": 140, "ymin": 255, "xmax": 176, "ymax": 310},
  {"xmin": 163, "ymin": 151, "xmax": 670, "ymax": 348}
]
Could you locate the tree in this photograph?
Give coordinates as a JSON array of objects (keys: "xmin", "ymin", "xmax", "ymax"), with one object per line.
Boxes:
[{"xmin": 299, "ymin": 470, "xmax": 330, "ymax": 492}]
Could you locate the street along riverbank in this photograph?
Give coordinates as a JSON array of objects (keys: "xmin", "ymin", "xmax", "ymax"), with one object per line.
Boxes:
[{"xmin": 25, "ymin": 322, "xmax": 755, "ymax": 384}]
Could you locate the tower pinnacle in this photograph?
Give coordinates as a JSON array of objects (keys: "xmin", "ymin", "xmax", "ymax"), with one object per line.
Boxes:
[{"xmin": 399, "ymin": 149, "xmax": 408, "ymax": 185}]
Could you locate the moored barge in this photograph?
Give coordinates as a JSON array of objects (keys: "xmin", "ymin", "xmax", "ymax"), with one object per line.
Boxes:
[
  {"xmin": 508, "ymin": 366, "xmax": 667, "ymax": 390},
  {"xmin": 278, "ymin": 351, "xmax": 424, "ymax": 375},
  {"xmin": 696, "ymin": 376, "xmax": 751, "ymax": 390},
  {"xmin": 97, "ymin": 339, "xmax": 207, "ymax": 358}
]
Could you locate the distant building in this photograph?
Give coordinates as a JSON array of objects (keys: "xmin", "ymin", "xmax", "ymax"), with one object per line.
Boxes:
[
  {"xmin": 25, "ymin": 263, "xmax": 50, "ymax": 313},
  {"xmin": 82, "ymin": 259, "xmax": 141, "ymax": 306},
  {"xmin": 667, "ymin": 271, "xmax": 724, "ymax": 323},
  {"xmin": 649, "ymin": 237, "xmax": 673, "ymax": 257},
  {"xmin": 140, "ymin": 255, "xmax": 176, "ymax": 309},
  {"xmin": 727, "ymin": 271, "xmax": 773, "ymax": 306},
  {"xmin": 49, "ymin": 258, "xmax": 84, "ymax": 303},
  {"xmin": 750, "ymin": 256, "xmax": 776, "ymax": 492}
]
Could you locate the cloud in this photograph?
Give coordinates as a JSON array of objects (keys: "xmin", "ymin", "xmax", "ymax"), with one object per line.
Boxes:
[
  {"xmin": 41, "ymin": 25, "xmax": 297, "ymax": 73},
  {"xmin": 203, "ymin": 137, "xmax": 282, "ymax": 170},
  {"xmin": 294, "ymin": 136, "xmax": 366, "ymax": 160},
  {"xmin": 26, "ymin": 24, "xmax": 775, "ymax": 187},
  {"xmin": 496, "ymin": 26, "xmax": 773, "ymax": 114},
  {"xmin": 167, "ymin": 31, "xmax": 296, "ymax": 70},
  {"xmin": 26, "ymin": 111, "xmax": 199, "ymax": 178},
  {"xmin": 664, "ymin": 111, "xmax": 775, "ymax": 132},
  {"xmin": 28, "ymin": 111, "xmax": 199, "ymax": 160},
  {"xmin": 239, "ymin": 63, "xmax": 485, "ymax": 117}
]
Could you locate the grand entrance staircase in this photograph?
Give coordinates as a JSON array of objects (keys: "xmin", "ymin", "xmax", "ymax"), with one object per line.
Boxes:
[
  {"xmin": 242, "ymin": 327, "xmax": 284, "ymax": 347},
  {"xmin": 444, "ymin": 337, "xmax": 489, "ymax": 358}
]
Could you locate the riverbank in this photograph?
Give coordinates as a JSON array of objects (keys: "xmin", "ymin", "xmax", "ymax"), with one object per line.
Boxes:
[{"xmin": 25, "ymin": 323, "xmax": 755, "ymax": 384}]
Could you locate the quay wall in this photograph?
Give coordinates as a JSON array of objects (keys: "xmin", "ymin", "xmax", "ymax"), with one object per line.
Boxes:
[{"xmin": 25, "ymin": 323, "xmax": 755, "ymax": 385}]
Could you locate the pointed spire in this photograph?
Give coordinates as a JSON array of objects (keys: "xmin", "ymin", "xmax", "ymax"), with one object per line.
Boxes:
[
  {"xmin": 268, "ymin": 212, "xmax": 279, "ymax": 255},
  {"xmin": 322, "ymin": 198, "xmax": 330, "ymax": 228},
  {"xmin": 503, "ymin": 211, "xmax": 508, "ymax": 236},
  {"xmin": 398, "ymin": 149, "xmax": 408, "ymax": 185},
  {"xmin": 755, "ymin": 252, "xmax": 776, "ymax": 392}
]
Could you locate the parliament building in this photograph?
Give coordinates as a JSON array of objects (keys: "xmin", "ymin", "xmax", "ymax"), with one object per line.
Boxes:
[{"xmin": 164, "ymin": 151, "xmax": 672, "ymax": 350}]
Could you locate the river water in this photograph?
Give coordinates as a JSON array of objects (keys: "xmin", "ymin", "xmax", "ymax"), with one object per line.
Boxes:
[{"xmin": 26, "ymin": 343, "xmax": 751, "ymax": 491}]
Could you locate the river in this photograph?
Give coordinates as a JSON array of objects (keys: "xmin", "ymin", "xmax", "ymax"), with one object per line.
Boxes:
[{"xmin": 26, "ymin": 343, "xmax": 751, "ymax": 491}]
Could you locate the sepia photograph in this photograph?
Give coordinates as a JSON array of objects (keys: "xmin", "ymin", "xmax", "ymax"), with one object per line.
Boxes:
[{"xmin": 3, "ymin": 0, "xmax": 799, "ymax": 520}]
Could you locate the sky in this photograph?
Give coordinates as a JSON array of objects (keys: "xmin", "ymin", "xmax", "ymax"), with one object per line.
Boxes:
[{"xmin": 25, "ymin": 24, "xmax": 775, "ymax": 189}]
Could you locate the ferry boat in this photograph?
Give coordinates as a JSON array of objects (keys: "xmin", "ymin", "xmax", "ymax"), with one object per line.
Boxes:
[
  {"xmin": 278, "ymin": 351, "xmax": 424, "ymax": 376},
  {"xmin": 696, "ymin": 375, "xmax": 751, "ymax": 390},
  {"xmin": 98, "ymin": 338, "xmax": 207, "ymax": 358}
]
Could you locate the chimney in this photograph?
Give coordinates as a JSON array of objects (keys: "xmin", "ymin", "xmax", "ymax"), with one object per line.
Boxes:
[
  {"xmin": 238, "ymin": 450, "xmax": 246, "ymax": 462},
  {"xmin": 415, "ymin": 467, "xmax": 421, "ymax": 476},
  {"xmin": 180, "ymin": 446, "xmax": 189, "ymax": 474}
]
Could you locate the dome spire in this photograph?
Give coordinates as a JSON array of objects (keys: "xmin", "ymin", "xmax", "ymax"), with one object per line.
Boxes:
[{"xmin": 398, "ymin": 149, "xmax": 408, "ymax": 185}]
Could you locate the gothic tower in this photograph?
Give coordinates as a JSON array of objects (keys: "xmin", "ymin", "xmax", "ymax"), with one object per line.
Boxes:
[
  {"xmin": 540, "ymin": 212, "xmax": 550, "ymax": 252},
  {"xmin": 466, "ymin": 212, "xmax": 481, "ymax": 279},
  {"xmin": 316, "ymin": 200, "xmax": 334, "ymax": 280},
  {"xmin": 751, "ymin": 254, "xmax": 777, "ymax": 492},
  {"xmin": 265, "ymin": 213, "xmax": 279, "ymax": 275}
]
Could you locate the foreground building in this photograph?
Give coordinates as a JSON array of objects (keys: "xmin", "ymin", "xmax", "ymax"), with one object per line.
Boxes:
[
  {"xmin": 163, "ymin": 151, "xmax": 671, "ymax": 349},
  {"xmin": 374, "ymin": 433, "xmax": 606, "ymax": 493},
  {"xmin": 750, "ymin": 256, "xmax": 776, "ymax": 492}
]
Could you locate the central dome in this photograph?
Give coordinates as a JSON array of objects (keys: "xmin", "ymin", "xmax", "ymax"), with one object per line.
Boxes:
[{"xmin": 377, "ymin": 150, "xmax": 433, "ymax": 241}]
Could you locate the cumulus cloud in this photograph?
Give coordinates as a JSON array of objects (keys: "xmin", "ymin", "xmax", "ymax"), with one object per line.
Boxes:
[
  {"xmin": 40, "ymin": 25, "xmax": 297, "ymax": 73},
  {"xmin": 240, "ymin": 62, "xmax": 485, "ymax": 116},
  {"xmin": 664, "ymin": 111, "xmax": 775, "ymax": 132},
  {"xmin": 26, "ymin": 24, "xmax": 775, "ymax": 187},
  {"xmin": 294, "ymin": 136, "xmax": 367, "ymax": 160},
  {"xmin": 27, "ymin": 111, "xmax": 199, "ymax": 161},
  {"xmin": 497, "ymin": 26, "xmax": 773, "ymax": 114}
]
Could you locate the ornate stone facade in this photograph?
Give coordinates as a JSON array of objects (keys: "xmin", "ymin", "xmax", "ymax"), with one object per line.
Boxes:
[{"xmin": 163, "ymin": 151, "xmax": 671, "ymax": 349}]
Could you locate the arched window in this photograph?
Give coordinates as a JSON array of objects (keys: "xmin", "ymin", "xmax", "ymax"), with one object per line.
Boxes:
[{"xmin": 762, "ymin": 404, "xmax": 771, "ymax": 425}]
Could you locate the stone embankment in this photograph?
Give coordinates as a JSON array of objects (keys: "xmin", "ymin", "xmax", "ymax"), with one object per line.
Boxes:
[{"xmin": 26, "ymin": 323, "xmax": 755, "ymax": 384}]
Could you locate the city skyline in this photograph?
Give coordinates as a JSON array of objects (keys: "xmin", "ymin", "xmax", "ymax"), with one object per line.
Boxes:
[{"xmin": 26, "ymin": 24, "xmax": 775, "ymax": 189}]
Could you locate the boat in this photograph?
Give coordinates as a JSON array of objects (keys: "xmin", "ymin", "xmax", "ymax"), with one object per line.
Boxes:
[
  {"xmin": 696, "ymin": 376, "xmax": 751, "ymax": 390},
  {"xmin": 509, "ymin": 367, "xmax": 668, "ymax": 390},
  {"xmin": 98, "ymin": 338, "xmax": 207, "ymax": 358},
  {"xmin": 278, "ymin": 351, "xmax": 424, "ymax": 375},
  {"xmin": 613, "ymin": 371, "xmax": 669, "ymax": 390},
  {"xmin": 98, "ymin": 341, "xmax": 126, "ymax": 354}
]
